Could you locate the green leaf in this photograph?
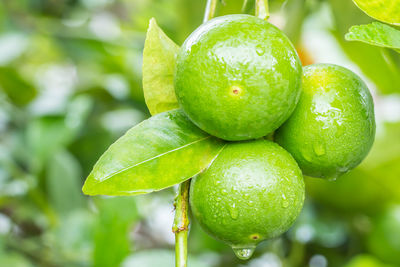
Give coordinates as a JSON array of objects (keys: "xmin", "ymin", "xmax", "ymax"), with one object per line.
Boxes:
[
  {"xmin": 0, "ymin": 253, "xmax": 33, "ymax": 267},
  {"xmin": 345, "ymin": 22, "xmax": 400, "ymax": 53},
  {"xmin": 52, "ymin": 210, "xmax": 95, "ymax": 262},
  {"xmin": 352, "ymin": 0, "xmax": 400, "ymax": 25},
  {"xmin": 27, "ymin": 116, "xmax": 74, "ymax": 172},
  {"xmin": 329, "ymin": 0, "xmax": 400, "ymax": 94},
  {"xmin": 142, "ymin": 18, "xmax": 180, "ymax": 115},
  {"xmin": 27, "ymin": 96, "xmax": 93, "ymax": 172},
  {"xmin": 241, "ymin": 0, "xmax": 255, "ymax": 14},
  {"xmin": 46, "ymin": 150, "xmax": 85, "ymax": 214},
  {"xmin": 93, "ymin": 197, "xmax": 138, "ymax": 267},
  {"xmin": 0, "ymin": 67, "xmax": 36, "ymax": 106},
  {"xmin": 335, "ymin": 32, "xmax": 400, "ymax": 94},
  {"xmin": 82, "ymin": 109, "xmax": 225, "ymax": 196}
]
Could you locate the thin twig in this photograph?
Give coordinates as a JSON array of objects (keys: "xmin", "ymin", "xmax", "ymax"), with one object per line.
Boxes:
[
  {"xmin": 255, "ymin": 0, "xmax": 270, "ymax": 20},
  {"xmin": 173, "ymin": 2, "xmax": 219, "ymax": 266},
  {"xmin": 203, "ymin": 0, "xmax": 218, "ymax": 23},
  {"xmin": 172, "ymin": 180, "xmax": 191, "ymax": 267}
]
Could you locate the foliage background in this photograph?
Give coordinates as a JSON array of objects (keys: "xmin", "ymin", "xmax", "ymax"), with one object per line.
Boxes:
[{"xmin": 0, "ymin": 0, "xmax": 399, "ymax": 266}]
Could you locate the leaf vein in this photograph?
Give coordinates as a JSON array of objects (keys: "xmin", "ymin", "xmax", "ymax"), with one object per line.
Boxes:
[{"xmin": 97, "ymin": 135, "xmax": 212, "ymax": 183}]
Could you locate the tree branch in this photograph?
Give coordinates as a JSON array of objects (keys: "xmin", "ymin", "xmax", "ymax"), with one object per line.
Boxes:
[
  {"xmin": 256, "ymin": 0, "xmax": 269, "ymax": 20},
  {"xmin": 203, "ymin": 0, "xmax": 218, "ymax": 23},
  {"xmin": 172, "ymin": 180, "xmax": 191, "ymax": 267}
]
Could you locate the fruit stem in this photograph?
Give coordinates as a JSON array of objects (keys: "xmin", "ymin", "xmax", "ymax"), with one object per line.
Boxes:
[
  {"xmin": 172, "ymin": 180, "xmax": 191, "ymax": 267},
  {"xmin": 203, "ymin": 0, "xmax": 218, "ymax": 23},
  {"xmin": 255, "ymin": 0, "xmax": 269, "ymax": 20},
  {"xmin": 173, "ymin": 4, "xmax": 218, "ymax": 266}
]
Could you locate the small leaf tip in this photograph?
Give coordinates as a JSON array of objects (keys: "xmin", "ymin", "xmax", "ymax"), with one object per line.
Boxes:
[
  {"xmin": 81, "ymin": 176, "xmax": 96, "ymax": 196},
  {"xmin": 149, "ymin": 17, "xmax": 157, "ymax": 26},
  {"xmin": 344, "ymin": 32, "xmax": 352, "ymax": 41},
  {"xmin": 81, "ymin": 182, "xmax": 90, "ymax": 195}
]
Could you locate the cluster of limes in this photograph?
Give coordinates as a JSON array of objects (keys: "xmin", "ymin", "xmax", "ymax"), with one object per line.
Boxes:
[{"xmin": 174, "ymin": 14, "xmax": 375, "ymax": 259}]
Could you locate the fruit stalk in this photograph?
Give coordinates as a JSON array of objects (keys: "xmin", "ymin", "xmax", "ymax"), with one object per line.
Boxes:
[
  {"xmin": 172, "ymin": 180, "xmax": 191, "ymax": 267},
  {"xmin": 173, "ymin": 3, "xmax": 218, "ymax": 266},
  {"xmin": 256, "ymin": 0, "xmax": 269, "ymax": 20},
  {"xmin": 203, "ymin": 0, "xmax": 218, "ymax": 23}
]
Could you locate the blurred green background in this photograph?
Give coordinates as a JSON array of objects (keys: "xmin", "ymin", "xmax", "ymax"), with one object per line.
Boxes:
[{"xmin": 0, "ymin": 0, "xmax": 399, "ymax": 266}]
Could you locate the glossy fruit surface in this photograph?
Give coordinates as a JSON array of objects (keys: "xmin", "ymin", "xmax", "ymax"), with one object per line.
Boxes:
[
  {"xmin": 305, "ymin": 121, "xmax": 400, "ymax": 214},
  {"xmin": 275, "ymin": 64, "xmax": 375, "ymax": 179},
  {"xmin": 175, "ymin": 14, "xmax": 302, "ymax": 141},
  {"xmin": 189, "ymin": 140, "xmax": 305, "ymax": 259}
]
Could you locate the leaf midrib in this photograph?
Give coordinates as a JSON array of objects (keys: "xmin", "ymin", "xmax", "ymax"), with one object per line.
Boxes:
[{"xmin": 96, "ymin": 135, "xmax": 212, "ymax": 183}]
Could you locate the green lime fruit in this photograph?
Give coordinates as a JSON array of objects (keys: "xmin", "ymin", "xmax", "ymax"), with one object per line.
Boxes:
[
  {"xmin": 368, "ymin": 205, "xmax": 400, "ymax": 265},
  {"xmin": 275, "ymin": 63, "xmax": 375, "ymax": 179},
  {"xmin": 189, "ymin": 140, "xmax": 305, "ymax": 260},
  {"xmin": 305, "ymin": 122, "xmax": 400, "ymax": 214},
  {"xmin": 175, "ymin": 14, "xmax": 302, "ymax": 141}
]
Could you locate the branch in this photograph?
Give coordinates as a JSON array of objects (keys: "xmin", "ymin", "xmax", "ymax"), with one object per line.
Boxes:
[
  {"xmin": 172, "ymin": 180, "xmax": 191, "ymax": 267},
  {"xmin": 203, "ymin": 0, "xmax": 218, "ymax": 23},
  {"xmin": 256, "ymin": 0, "xmax": 270, "ymax": 20},
  {"xmin": 173, "ymin": 2, "xmax": 219, "ymax": 266}
]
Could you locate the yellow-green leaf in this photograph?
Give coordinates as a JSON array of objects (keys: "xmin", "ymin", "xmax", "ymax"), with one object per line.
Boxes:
[
  {"xmin": 345, "ymin": 22, "xmax": 400, "ymax": 53},
  {"xmin": 142, "ymin": 18, "xmax": 180, "ymax": 115},
  {"xmin": 82, "ymin": 109, "xmax": 225, "ymax": 196},
  {"xmin": 352, "ymin": 0, "xmax": 400, "ymax": 25}
]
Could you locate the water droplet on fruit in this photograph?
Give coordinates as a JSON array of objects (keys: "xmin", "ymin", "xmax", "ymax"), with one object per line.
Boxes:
[
  {"xmin": 221, "ymin": 189, "xmax": 228, "ymax": 195},
  {"xmin": 243, "ymin": 193, "xmax": 250, "ymax": 199},
  {"xmin": 229, "ymin": 203, "xmax": 238, "ymax": 219},
  {"xmin": 281, "ymin": 193, "xmax": 289, "ymax": 208},
  {"xmin": 255, "ymin": 45, "xmax": 265, "ymax": 56},
  {"xmin": 313, "ymin": 143, "xmax": 326, "ymax": 156},
  {"xmin": 283, "ymin": 201, "xmax": 289, "ymax": 208},
  {"xmin": 214, "ymin": 180, "xmax": 221, "ymax": 185},
  {"xmin": 261, "ymin": 187, "xmax": 267, "ymax": 193},
  {"xmin": 216, "ymin": 197, "xmax": 221, "ymax": 202},
  {"xmin": 248, "ymin": 200, "xmax": 254, "ymax": 207},
  {"xmin": 338, "ymin": 166, "xmax": 348, "ymax": 173},
  {"xmin": 327, "ymin": 174, "xmax": 339, "ymax": 181},
  {"xmin": 232, "ymin": 246, "xmax": 255, "ymax": 260}
]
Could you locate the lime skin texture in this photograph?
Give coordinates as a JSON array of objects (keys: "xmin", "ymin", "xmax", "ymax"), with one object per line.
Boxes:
[
  {"xmin": 189, "ymin": 140, "xmax": 305, "ymax": 252},
  {"xmin": 174, "ymin": 14, "xmax": 302, "ymax": 141},
  {"xmin": 275, "ymin": 63, "xmax": 375, "ymax": 179}
]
